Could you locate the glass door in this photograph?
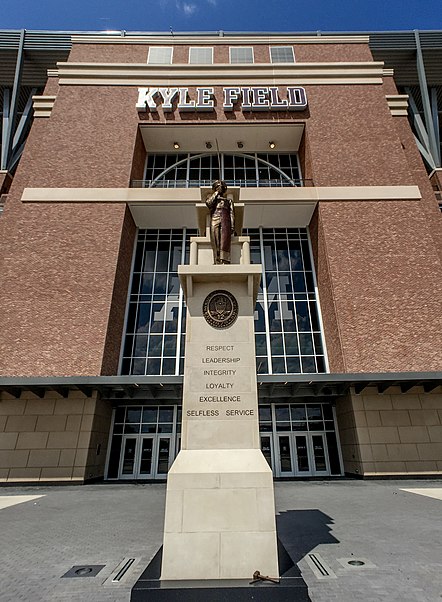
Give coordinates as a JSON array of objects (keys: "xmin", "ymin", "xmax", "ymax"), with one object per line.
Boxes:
[
  {"xmin": 138, "ymin": 436, "xmax": 155, "ymax": 478},
  {"xmin": 156, "ymin": 436, "xmax": 172, "ymax": 478},
  {"xmin": 260, "ymin": 434, "xmax": 274, "ymax": 471},
  {"xmin": 119, "ymin": 436, "xmax": 138, "ymax": 479},
  {"xmin": 276, "ymin": 434, "xmax": 294, "ymax": 476},
  {"xmin": 293, "ymin": 434, "xmax": 312, "ymax": 476},
  {"xmin": 309, "ymin": 433, "xmax": 329, "ymax": 476}
]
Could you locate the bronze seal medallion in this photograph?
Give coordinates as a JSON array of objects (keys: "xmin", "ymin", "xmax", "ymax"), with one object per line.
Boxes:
[{"xmin": 202, "ymin": 290, "xmax": 238, "ymax": 329}]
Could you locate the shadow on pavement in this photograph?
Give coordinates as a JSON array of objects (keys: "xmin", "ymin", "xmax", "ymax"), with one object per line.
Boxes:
[{"xmin": 276, "ymin": 509, "xmax": 339, "ymax": 564}]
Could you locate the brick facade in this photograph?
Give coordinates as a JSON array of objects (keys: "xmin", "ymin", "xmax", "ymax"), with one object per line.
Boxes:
[{"xmin": 0, "ymin": 34, "xmax": 440, "ymax": 482}]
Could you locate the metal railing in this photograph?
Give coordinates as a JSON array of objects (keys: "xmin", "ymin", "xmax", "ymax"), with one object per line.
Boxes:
[{"xmin": 131, "ymin": 178, "xmax": 313, "ymax": 188}]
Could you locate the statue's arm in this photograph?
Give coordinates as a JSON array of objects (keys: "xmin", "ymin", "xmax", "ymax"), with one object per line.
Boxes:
[{"xmin": 206, "ymin": 192, "xmax": 219, "ymax": 210}]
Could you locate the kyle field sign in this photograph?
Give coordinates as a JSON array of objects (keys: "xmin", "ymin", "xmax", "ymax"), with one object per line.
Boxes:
[{"xmin": 136, "ymin": 85, "xmax": 307, "ymax": 112}]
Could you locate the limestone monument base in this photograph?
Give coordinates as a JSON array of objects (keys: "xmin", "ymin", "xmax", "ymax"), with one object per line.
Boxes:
[{"xmin": 160, "ymin": 199, "xmax": 279, "ymax": 581}]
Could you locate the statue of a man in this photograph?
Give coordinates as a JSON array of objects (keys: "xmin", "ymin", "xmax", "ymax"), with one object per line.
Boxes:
[{"xmin": 206, "ymin": 180, "xmax": 235, "ymax": 265}]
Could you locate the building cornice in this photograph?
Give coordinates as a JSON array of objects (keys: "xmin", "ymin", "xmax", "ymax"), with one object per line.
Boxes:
[
  {"xmin": 55, "ymin": 61, "xmax": 386, "ymax": 86},
  {"xmin": 71, "ymin": 34, "xmax": 370, "ymax": 45}
]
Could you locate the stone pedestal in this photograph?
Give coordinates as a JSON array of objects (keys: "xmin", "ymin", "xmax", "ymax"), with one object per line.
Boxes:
[{"xmin": 160, "ymin": 215, "xmax": 279, "ymax": 581}]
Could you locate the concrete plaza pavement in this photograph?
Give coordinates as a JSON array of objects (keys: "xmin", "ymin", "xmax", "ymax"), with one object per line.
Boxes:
[{"xmin": 0, "ymin": 480, "xmax": 441, "ymax": 601}]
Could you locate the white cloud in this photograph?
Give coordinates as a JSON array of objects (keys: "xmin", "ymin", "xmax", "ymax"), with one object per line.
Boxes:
[
  {"xmin": 207, "ymin": 0, "xmax": 217, "ymax": 5},
  {"xmin": 176, "ymin": 0, "xmax": 198, "ymax": 14}
]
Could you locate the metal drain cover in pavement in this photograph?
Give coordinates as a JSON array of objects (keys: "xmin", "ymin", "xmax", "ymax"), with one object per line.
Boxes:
[{"xmin": 62, "ymin": 565, "xmax": 105, "ymax": 578}]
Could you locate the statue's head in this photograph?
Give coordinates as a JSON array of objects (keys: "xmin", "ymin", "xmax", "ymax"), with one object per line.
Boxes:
[{"xmin": 212, "ymin": 180, "xmax": 227, "ymax": 194}]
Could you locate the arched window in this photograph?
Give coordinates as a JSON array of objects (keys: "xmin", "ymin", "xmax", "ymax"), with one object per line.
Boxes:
[{"xmin": 142, "ymin": 153, "xmax": 302, "ymax": 188}]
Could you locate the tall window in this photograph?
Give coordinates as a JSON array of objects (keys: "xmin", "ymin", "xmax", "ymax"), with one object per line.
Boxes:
[
  {"xmin": 121, "ymin": 228, "xmax": 327, "ymax": 376},
  {"xmin": 189, "ymin": 47, "xmax": 213, "ymax": 64},
  {"xmin": 229, "ymin": 47, "xmax": 254, "ymax": 64},
  {"xmin": 140, "ymin": 153, "xmax": 302, "ymax": 188},
  {"xmin": 270, "ymin": 46, "xmax": 295, "ymax": 63},
  {"xmin": 147, "ymin": 47, "xmax": 173, "ymax": 64}
]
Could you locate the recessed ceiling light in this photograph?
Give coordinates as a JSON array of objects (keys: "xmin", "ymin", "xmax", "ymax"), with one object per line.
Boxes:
[
  {"xmin": 173, "ymin": 142, "xmax": 180, "ymax": 149},
  {"xmin": 237, "ymin": 141, "xmax": 244, "ymax": 149},
  {"xmin": 269, "ymin": 141, "xmax": 276, "ymax": 149},
  {"xmin": 205, "ymin": 141, "xmax": 212, "ymax": 149}
]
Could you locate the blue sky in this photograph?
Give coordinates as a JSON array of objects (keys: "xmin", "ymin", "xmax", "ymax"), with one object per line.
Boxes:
[{"xmin": 1, "ymin": 0, "xmax": 441, "ymax": 32}]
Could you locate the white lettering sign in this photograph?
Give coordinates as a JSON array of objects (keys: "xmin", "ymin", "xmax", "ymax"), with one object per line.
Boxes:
[{"xmin": 136, "ymin": 85, "xmax": 307, "ymax": 112}]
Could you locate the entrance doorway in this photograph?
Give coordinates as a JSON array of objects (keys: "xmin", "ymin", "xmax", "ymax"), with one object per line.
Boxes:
[{"xmin": 119, "ymin": 435, "xmax": 173, "ymax": 479}]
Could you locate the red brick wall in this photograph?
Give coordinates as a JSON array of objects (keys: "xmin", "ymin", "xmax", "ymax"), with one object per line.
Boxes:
[
  {"xmin": 0, "ymin": 83, "xmax": 142, "ymax": 376},
  {"xmin": 1, "ymin": 38, "xmax": 441, "ymax": 378}
]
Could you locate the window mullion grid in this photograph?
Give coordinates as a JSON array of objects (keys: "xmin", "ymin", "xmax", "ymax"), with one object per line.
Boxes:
[
  {"xmin": 175, "ymin": 228, "xmax": 187, "ymax": 375},
  {"xmin": 130, "ymin": 234, "xmax": 145, "ymax": 374},
  {"xmin": 299, "ymin": 231, "xmax": 316, "ymax": 373},
  {"xmin": 274, "ymin": 230, "xmax": 287, "ymax": 374},
  {"xmin": 146, "ymin": 235, "xmax": 160, "ymax": 376},
  {"xmin": 306, "ymin": 230, "xmax": 329, "ymax": 373},
  {"xmin": 160, "ymin": 231, "xmax": 173, "ymax": 375},
  {"xmin": 186, "ymin": 153, "xmax": 190, "ymax": 188},
  {"xmin": 259, "ymin": 227, "xmax": 273, "ymax": 375}
]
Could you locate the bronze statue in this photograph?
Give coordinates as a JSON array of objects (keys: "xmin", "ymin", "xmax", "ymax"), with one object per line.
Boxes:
[{"xmin": 206, "ymin": 180, "xmax": 235, "ymax": 264}]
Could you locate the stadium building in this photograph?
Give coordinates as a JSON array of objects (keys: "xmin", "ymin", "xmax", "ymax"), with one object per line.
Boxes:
[{"xmin": 0, "ymin": 29, "xmax": 441, "ymax": 484}]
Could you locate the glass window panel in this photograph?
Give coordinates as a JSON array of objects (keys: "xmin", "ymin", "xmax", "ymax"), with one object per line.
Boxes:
[
  {"xmin": 142, "ymin": 407, "xmax": 158, "ymax": 423},
  {"xmin": 280, "ymin": 302, "xmax": 296, "ymax": 331},
  {"xmin": 259, "ymin": 406, "xmax": 271, "ymax": 422},
  {"xmin": 275, "ymin": 405, "xmax": 290, "ymax": 422},
  {"xmin": 256, "ymin": 357, "xmax": 268, "ymax": 374},
  {"xmin": 136, "ymin": 303, "xmax": 151, "ymax": 333},
  {"xmin": 316, "ymin": 356, "xmax": 326, "ymax": 373},
  {"xmin": 157, "ymin": 438, "xmax": 171, "ymax": 474},
  {"xmin": 141, "ymin": 424, "xmax": 156, "ymax": 433},
  {"xmin": 163, "ymin": 334, "xmax": 177, "ymax": 356},
  {"xmin": 307, "ymin": 405, "xmax": 322, "ymax": 420},
  {"xmin": 293, "ymin": 272, "xmax": 306, "ymax": 293},
  {"xmin": 132, "ymin": 358, "xmax": 146, "ymax": 375},
  {"xmin": 114, "ymin": 407, "xmax": 126, "ymax": 423},
  {"xmin": 123, "ymin": 335, "xmax": 134, "ymax": 358},
  {"xmin": 301, "ymin": 356, "xmax": 316, "ymax": 373},
  {"xmin": 254, "ymin": 302, "xmax": 266, "ymax": 332},
  {"xmin": 162, "ymin": 357, "xmax": 176, "ymax": 374},
  {"xmin": 325, "ymin": 421, "xmax": 335, "ymax": 431},
  {"xmin": 141, "ymin": 273, "xmax": 154, "ymax": 295},
  {"xmin": 255, "ymin": 334, "xmax": 267, "ymax": 355},
  {"xmin": 150, "ymin": 303, "xmax": 165, "ymax": 333},
  {"xmin": 276, "ymin": 422, "xmax": 291, "ymax": 432},
  {"xmin": 113, "ymin": 423, "xmax": 123, "ymax": 434},
  {"xmin": 270, "ymin": 46, "xmax": 295, "ymax": 63},
  {"xmin": 146, "ymin": 358, "xmax": 161, "ymax": 375},
  {"xmin": 268, "ymin": 302, "xmax": 281, "ymax": 332},
  {"xmin": 292, "ymin": 421, "xmax": 307, "ymax": 431},
  {"xmin": 272, "ymin": 357, "xmax": 285, "ymax": 373},
  {"xmin": 284, "ymin": 333, "xmax": 299, "ymax": 354},
  {"xmin": 305, "ymin": 271, "xmax": 315, "ymax": 292},
  {"xmin": 270, "ymin": 333, "xmax": 284, "ymax": 356},
  {"xmin": 289, "ymin": 243, "xmax": 303, "ymax": 270},
  {"xmin": 154, "ymin": 273, "xmax": 167, "ymax": 295},
  {"xmin": 278, "ymin": 436, "xmax": 292, "ymax": 471},
  {"xmin": 126, "ymin": 407, "xmax": 142, "ymax": 423},
  {"xmin": 323, "ymin": 405, "xmax": 334, "ymax": 421},
  {"xmin": 296, "ymin": 301, "xmax": 311, "ymax": 331},
  {"xmin": 309, "ymin": 421, "xmax": 323, "ymax": 431},
  {"xmin": 299, "ymin": 333, "xmax": 314, "ymax": 355},
  {"xmin": 291, "ymin": 405, "xmax": 306, "ymax": 421},
  {"xmin": 143, "ymin": 245, "xmax": 157, "ymax": 272},
  {"xmin": 164, "ymin": 304, "xmax": 179, "ymax": 332},
  {"xmin": 167, "ymin": 274, "xmax": 180, "ymax": 295},
  {"xmin": 158, "ymin": 424, "xmax": 173, "ymax": 433},
  {"xmin": 313, "ymin": 333, "xmax": 324, "ymax": 355},
  {"xmin": 278, "ymin": 274, "xmax": 293, "ymax": 296},
  {"xmin": 159, "ymin": 407, "xmax": 174, "ymax": 423},
  {"xmin": 286, "ymin": 357, "xmax": 301, "ymax": 373},
  {"xmin": 309, "ymin": 302, "xmax": 320, "ymax": 331},
  {"xmin": 326, "ymin": 432, "xmax": 342, "ymax": 475},
  {"xmin": 126, "ymin": 304, "xmax": 138, "ymax": 333},
  {"xmin": 134, "ymin": 335, "xmax": 148, "ymax": 357},
  {"xmin": 263, "ymin": 245, "xmax": 276, "ymax": 270},
  {"xmin": 148, "ymin": 335, "xmax": 163, "ymax": 356},
  {"xmin": 124, "ymin": 423, "xmax": 140, "ymax": 434}
]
